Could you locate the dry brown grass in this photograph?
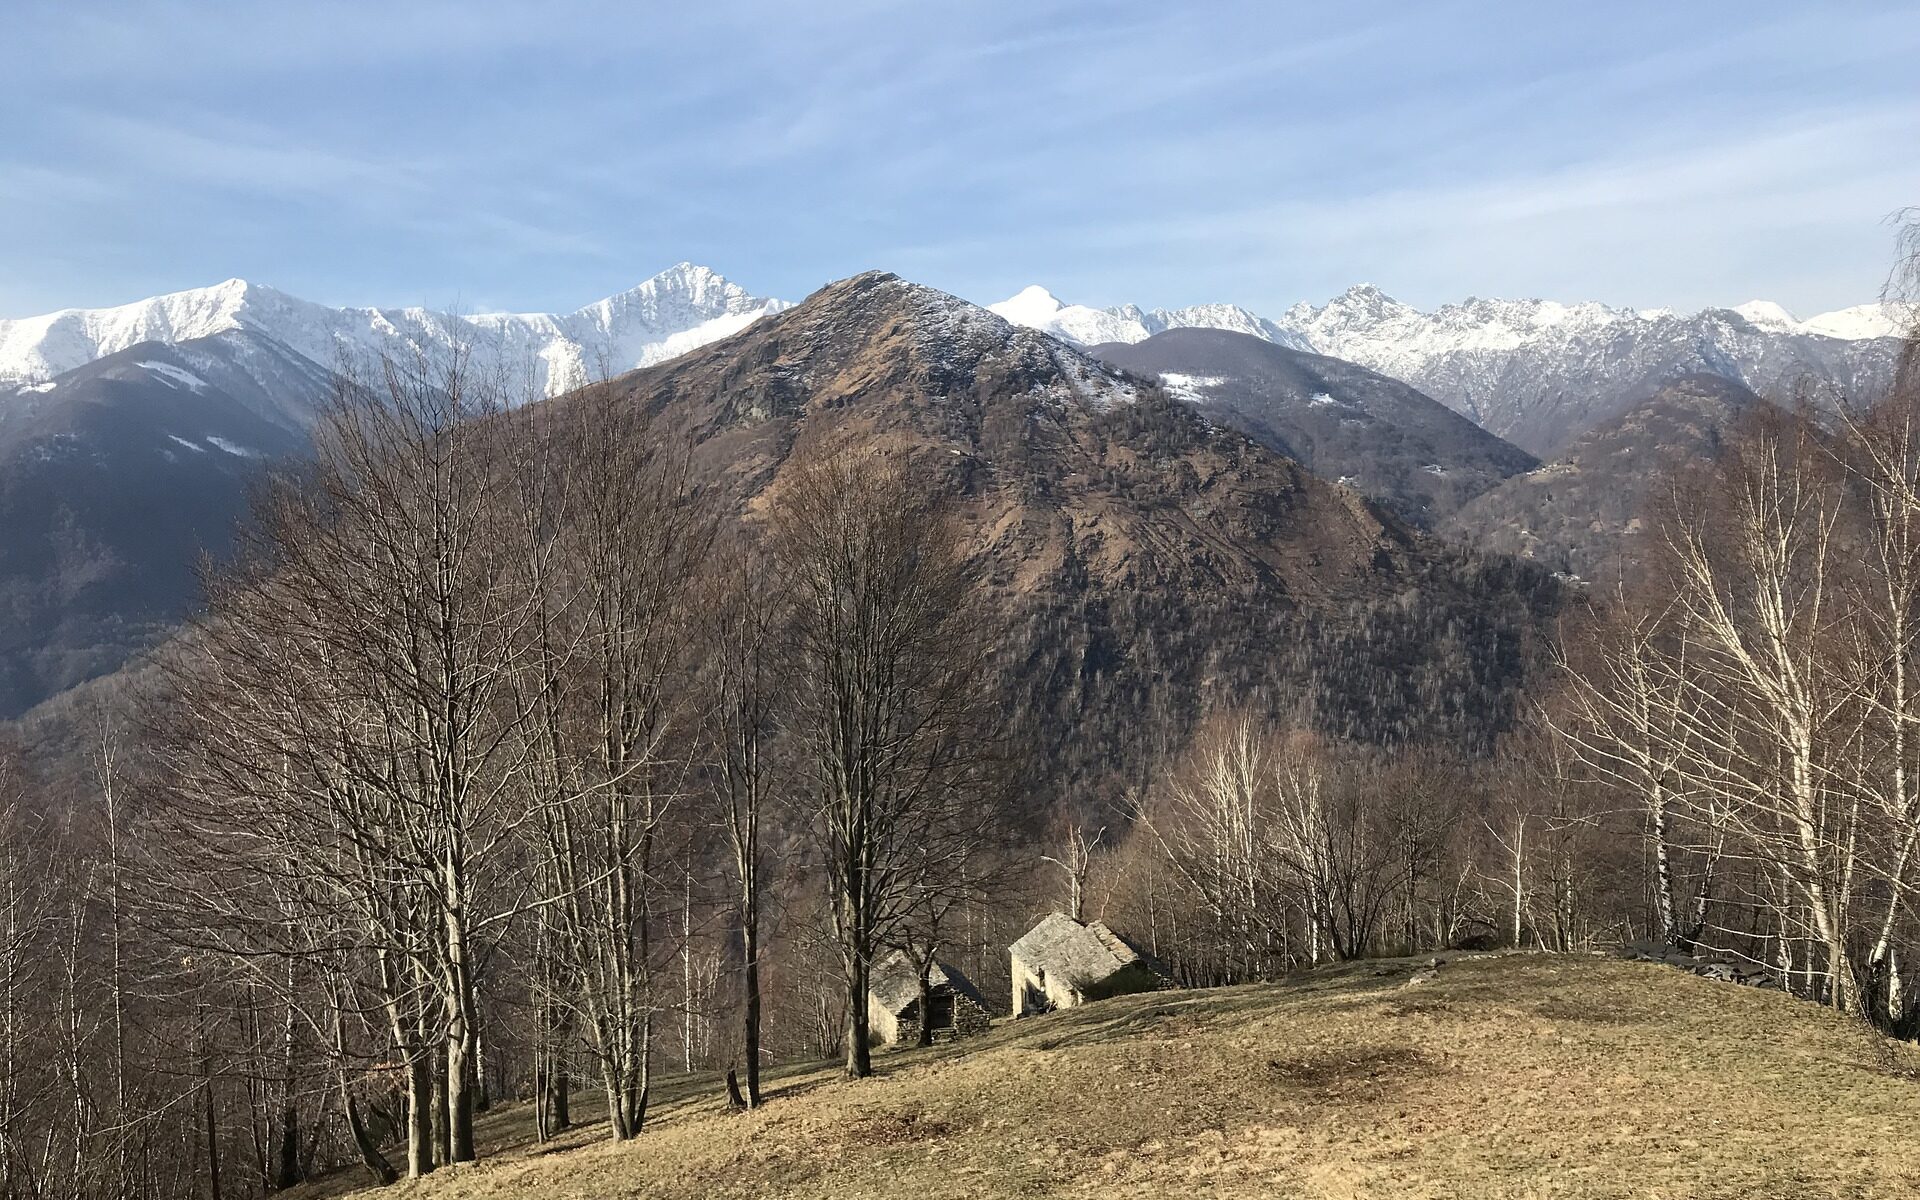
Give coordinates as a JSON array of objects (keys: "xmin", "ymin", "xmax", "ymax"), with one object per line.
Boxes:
[{"xmin": 296, "ymin": 953, "xmax": 1920, "ymax": 1199}]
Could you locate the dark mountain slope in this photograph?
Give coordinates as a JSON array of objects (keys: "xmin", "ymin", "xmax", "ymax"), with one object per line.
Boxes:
[
  {"xmin": 593, "ymin": 272, "xmax": 1558, "ymax": 786},
  {"xmin": 0, "ymin": 332, "xmax": 329, "ymax": 715},
  {"xmin": 1090, "ymin": 328, "xmax": 1537, "ymax": 526},
  {"xmin": 1443, "ymin": 373, "xmax": 1761, "ymax": 583}
]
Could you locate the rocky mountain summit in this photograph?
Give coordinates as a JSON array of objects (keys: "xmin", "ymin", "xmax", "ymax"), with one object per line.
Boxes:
[{"xmin": 586, "ymin": 271, "xmax": 1556, "ymax": 777}]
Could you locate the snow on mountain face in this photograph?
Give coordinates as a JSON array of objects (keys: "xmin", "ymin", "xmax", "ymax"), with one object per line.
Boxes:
[
  {"xmin": 0, "ymin": 263, "xmax": 791, "ymax": 399},
  {"xmin": 1290, "ymin": 287, "xmax": 1907, "ymax": 454},
  {"xmin": 1730, "ymin": 298, "xmax": 1914, "ymax": 340},
  {"xmin": 1800, "ymin": 303, "xmax": 1913, "ymax": 340},
  {"xmin": 987, "ymin": 285, "xmax": 1159, "ymax": 346},
  {"xmin": 987, "ymin": 286, "xmax": 1303, "ymax": 351},
  {"xmin": 1732, "ymin": 300, "xmax": 1800, "ymax": 332},
  {"xmin": 993, "ymin": 282, "xmax": 1909, "ymax": 455}
]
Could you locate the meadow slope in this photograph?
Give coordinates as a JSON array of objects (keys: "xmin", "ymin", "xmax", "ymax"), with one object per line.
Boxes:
[{"xmin": 300, "ymin": 954, "xmax": 1920, "ymax": 1199}]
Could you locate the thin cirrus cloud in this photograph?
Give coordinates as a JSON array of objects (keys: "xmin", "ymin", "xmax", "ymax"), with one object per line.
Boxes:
[{"xmin": 0, "ymin": 2, "xmax": 1915, "ymax": 319}]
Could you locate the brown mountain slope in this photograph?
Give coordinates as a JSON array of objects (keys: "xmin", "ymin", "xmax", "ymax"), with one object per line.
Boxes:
[
  {"xmin": 605, "ymin": 270, "xmax": 1411, "ymax": 605},
  {"xmin": 587, "ymin": 272, "xmax": 1558, "ymax": 784}
]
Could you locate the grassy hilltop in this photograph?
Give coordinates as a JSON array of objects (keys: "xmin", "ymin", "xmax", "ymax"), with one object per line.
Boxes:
[{"xmin": 297, "ymin": 954, "xmax": 1920, "ymax": 1200}]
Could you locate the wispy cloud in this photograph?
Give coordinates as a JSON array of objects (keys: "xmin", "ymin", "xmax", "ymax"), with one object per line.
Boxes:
[{"xmin": 0, "ymin": 4, "xmax": 1914, "ymax": 317}]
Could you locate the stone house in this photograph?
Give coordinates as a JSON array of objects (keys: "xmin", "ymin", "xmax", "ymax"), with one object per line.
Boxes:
[
  {"xmin": 1009, "ymin": 912, "xmax": 1170, "ymax": 1016},
  {"xmin": 866, "ymin": 949, "xmax": 993, "ymax": 1046}
]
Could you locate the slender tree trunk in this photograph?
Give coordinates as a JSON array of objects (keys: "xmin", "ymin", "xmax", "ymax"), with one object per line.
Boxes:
[
  {"xmin": 741, "ymin": 907, "xmax": 762, "ymax": 1107},
  {"xmin": 406, "ymin": 1050, "xmax": 435, "ymax": 1179},
  {"xmin": 682, "ymin": 862, "xmax": 695, "ymax": 1072},
  {"xmin": 445, "ymin": 1036, "xmax": 474, "ymax": 1164},
  {"xmin": 1511, "ymin": 815, "xmax": 1526, "ymax": 948},
  {"xmin": 272, "ymin": 962, "xmax": 301, "ymax": 1190},
  {"xmin": 202, "ymin": 1007, "xmax": 222, "ymax": 1200},
  {"xmin": 553, "ymin": 1059, "xmax": 571, "ymax": 1131},
  {"xmin": 844, "ymin": 949, "xmax": 872, "ymax": 1078},
  {"xmin": 442, "ymin": 849, "xmax": 478, "ymax": 1164},
  {"xmin": 1648, "ymin": 786, "xmax": 1680, "ymax": 946}
]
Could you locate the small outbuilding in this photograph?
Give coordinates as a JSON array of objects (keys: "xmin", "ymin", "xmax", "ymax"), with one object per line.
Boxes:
[
  {"xmin": 1009, "ymin": 912, "xmax": 1170, "ymax": 1016},
  {"xmin": 866, "ymin": 950, "xmax": 993, "ymax": 1046}
]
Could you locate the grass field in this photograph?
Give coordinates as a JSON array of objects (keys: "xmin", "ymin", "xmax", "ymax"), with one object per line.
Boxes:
[{"xmin": 295, "ymin": 953, "xmax": 1920, "ymax": 1199}]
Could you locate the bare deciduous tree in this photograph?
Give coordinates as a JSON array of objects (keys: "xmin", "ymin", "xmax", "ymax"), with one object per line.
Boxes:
[{"xmin": 768, "ymin": 449, "xmax": 1002, "ymax": 1079}]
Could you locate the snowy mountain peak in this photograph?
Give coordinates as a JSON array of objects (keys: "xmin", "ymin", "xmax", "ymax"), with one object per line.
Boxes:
[
  {"xmin": 1321, "ymin": 283, "xmax": 1421, "ymax": 320},
  {"xmin": 988, "ymin": 285, "xmax": 1159, "ymax": 347},
  {"xmin": 986, "ymin": 284, "xmax": 1067, "ymax": 325},
  {"xmin": 1007, "ymin": 284, "xmax": 1064, "ymax": 308},
  {"xmin": 1733, "ymin": 300, "xmax": 1800, "ymax": 331},
  {"xmin": 1722, "ymin": 298, "xmax": 1911, "ymax": 340},
  {"xmin": 584, "ymin": 262, "xmax": 756, "ymax": 312},
  {"xmin": 1800, "ymin": 302, "xmax": 1913, "ymax": 341},
  {"xmin": 0, "ymin": 265, "xmax": 792, "ymax": 396},
  {"xmin": 1340, "ymin": 282, "xmax": 1396, "ymax": 304}
]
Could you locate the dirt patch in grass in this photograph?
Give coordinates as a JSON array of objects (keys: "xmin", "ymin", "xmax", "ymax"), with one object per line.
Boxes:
[
  {"xmin": 1529, "ymin": 995, "xmax": 1646, "ymax": 1025},
  {"xmin": 1264, "ymin": 1045, "xmax": 1435, "ymax": 1094},
  {"xmin": 843, "ymin": 1107, "xmax": 956, "ymax": 1146}
]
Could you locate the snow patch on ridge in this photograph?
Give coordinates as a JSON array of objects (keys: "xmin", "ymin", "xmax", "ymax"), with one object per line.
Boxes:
[
  {"xmin": 136, "ymin": 361, "xmax": 208, "ymax": 391},
  {"xmin": 1801, "ymin": 302, "xmax": 1912, "ymax": 341},
  {"xmin": 1159, "ymin": 372, "xmax": 1226, "ymax": 403}
]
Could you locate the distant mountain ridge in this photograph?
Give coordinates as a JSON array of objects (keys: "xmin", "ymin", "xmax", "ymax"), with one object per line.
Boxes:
[
  {"xmin": 1090, "ymin": 328, "xmax": 1537, "ymax": 526},
  {"xmin": 0, "ymin": 331, "xmax": 326, "ymax": 716},
  {"xmin": 0, "ymin": 271, "xmax": 1560, "ymax": 755},
  {"xmin": 1443, "ymin": 373, "xmax": 1764, "ymax": 582},
  {"xmin": 0, "ymin": 263, "xmax": 790, "ymax": 400},
  {"xmin": 994, "ymin": 283, "xmax": 1908, "ymax": 455},
  {"xmin": 990, "ymin": 285, "xmax": 1305, "ymax": 351}
]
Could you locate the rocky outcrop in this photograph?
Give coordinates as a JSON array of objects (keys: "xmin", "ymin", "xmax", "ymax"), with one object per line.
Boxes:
[{"xmin": 1621, "ymin": 941, "xmax": 1780, "ymax": 990}]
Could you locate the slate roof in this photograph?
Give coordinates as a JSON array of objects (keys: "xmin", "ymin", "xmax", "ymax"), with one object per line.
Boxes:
[
  {"xmin": 868, "ymin": 949, "xmax": 987, "ymax": 1015},
  {"xmin": 1009, "ymin": 913, "xmax": 1156, "ymax": 991}
]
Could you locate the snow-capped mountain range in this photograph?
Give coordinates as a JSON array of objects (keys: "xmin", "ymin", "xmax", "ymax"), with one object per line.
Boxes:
[
  {"xmin": 0, "ymin": 263, "xmax": 789, "ymax": 400},
  {"xmin": 991, "ymin": 284, "xmax": 1911, "ymax": 455},
  {"xmin": 4, "ymin": 265, "xmax": 1909, "ymax": 457}
]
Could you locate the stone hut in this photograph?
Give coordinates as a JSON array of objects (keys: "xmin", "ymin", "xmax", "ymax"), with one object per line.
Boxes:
[
  {"xmin": 1009, "ymin": 912, "xmax": 1170, "ymax": 1016},
  {"xmin": 866, "ymin": 950, "xmax": 993, "ymax": 1046}
]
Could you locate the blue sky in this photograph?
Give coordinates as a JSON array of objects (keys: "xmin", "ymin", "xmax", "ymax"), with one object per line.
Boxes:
[{"xmin": 3, "ymin": 2, "xmax": 1918, "ymax": 318}]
